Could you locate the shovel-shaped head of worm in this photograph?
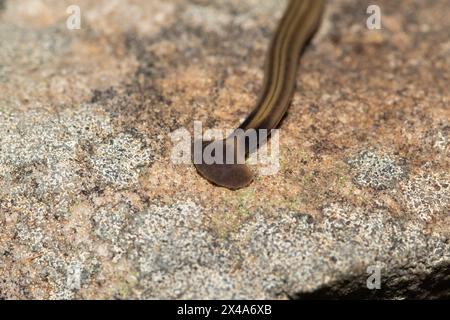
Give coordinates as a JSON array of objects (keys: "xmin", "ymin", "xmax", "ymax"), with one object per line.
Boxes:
[{"xmin": 193, "ymin": 139, "xmax": 253, "ymax": 190}]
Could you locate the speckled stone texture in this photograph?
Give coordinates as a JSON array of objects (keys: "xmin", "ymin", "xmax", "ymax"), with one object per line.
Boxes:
[{"xmin": 0, "ymin": 0, "xmax": 449, "ymax": 299}]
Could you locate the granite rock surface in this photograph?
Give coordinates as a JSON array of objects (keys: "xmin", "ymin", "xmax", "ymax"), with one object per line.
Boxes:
[{"xmin": 0, "ymin": 0, "xmax": 449, "ymax": 299}]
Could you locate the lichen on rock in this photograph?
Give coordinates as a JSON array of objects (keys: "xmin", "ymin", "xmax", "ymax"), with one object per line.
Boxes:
[{"xmin": 347, "ymin": 150, "xmax": 406, "ymax": 190}]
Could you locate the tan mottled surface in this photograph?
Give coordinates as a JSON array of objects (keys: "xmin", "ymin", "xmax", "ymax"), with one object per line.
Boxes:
[{"xmin": 0, "ymin": 0, "xmax": 449, "ymax": 299}]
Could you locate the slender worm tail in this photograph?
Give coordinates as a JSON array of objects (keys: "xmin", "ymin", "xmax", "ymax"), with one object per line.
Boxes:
[{"xmin": 194, "ymin": 0, "xmax": 325, "ymax": 190}]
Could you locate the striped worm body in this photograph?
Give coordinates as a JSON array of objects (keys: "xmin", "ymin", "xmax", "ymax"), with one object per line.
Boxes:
[{"xmin": 194, "ymin": 0, "xmax": 324, "ymax": 189}]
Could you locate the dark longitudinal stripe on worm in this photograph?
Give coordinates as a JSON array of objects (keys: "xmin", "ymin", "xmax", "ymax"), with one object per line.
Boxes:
[{"xmin": 194, "ymin": 0, "xmax": 325, "ymax": 190}]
